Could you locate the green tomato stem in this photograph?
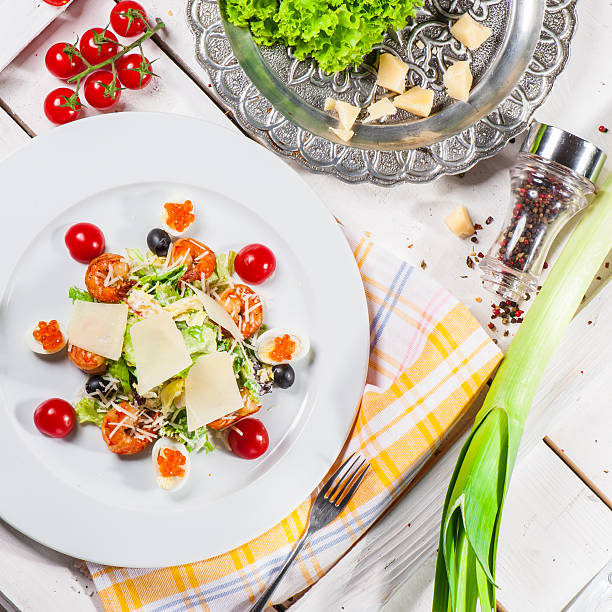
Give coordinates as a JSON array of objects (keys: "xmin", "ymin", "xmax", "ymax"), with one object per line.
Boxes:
[{"xmin": 67, "ymin": 19, "xmax": 165, "ymax": 86}]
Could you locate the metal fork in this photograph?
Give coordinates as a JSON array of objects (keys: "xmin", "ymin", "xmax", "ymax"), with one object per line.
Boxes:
[{"xmin": 248, "ymin": 453, "xmax": 370, "ymax": 612}]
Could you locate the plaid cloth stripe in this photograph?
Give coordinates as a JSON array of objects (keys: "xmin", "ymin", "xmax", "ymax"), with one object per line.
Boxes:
[{"xmin": 89, "ymin": 230, "xmax": 501, "ymax": 611}]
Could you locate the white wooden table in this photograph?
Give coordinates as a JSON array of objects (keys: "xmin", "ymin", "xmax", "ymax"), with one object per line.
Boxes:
[{"xmin": 0, "ymin": 1, "xmax": 611, "ymax": 611}]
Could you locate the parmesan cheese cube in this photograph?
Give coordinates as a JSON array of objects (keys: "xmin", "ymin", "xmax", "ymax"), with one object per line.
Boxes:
[
  {"xmin": 363, "ymin": 97, "xmax": 397, "ymax": 123},
  {"xmin": 450, "ymin": 14, "xmax": 493, "ymax": 50},
  {"xmin": 324, "ymin": 97, "xmax": 360, "ymax": 131},
  {"xmin": 445, "ymin": 205, "xmax": 474, "ymax": 239},
  {"xmin": 443, "ymin": 61, "xmax": 473, "ymax": 102},
  {"xmin": 376, "ymin": 53, "xmax": 409, "ymax": 94},
  {"xmin": 329, "ymin": 127, "xmax": 354, "ymax": 142},
  {"xmin": 393, "ymin": 86, "xmax": 435, "ymax": 118}
]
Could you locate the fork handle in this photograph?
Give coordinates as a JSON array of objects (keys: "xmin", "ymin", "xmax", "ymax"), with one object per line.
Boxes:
[{"xmin": 248, "ymin": 529, "xmax": 310, "ymax": 612}]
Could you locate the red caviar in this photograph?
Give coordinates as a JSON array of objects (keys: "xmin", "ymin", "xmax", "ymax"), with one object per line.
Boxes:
[
  {"xmin": 157, "ymin": 447, "xmax": 186, "ymax": 478},
  {"xmin": 270, "ymin": 334, "xmax": 296, "ymax": 362},
  {"xmin": 164, "ymin": 200, "xmax": 195, "ymax": 233},
  {"xmin": 33, "ymin": 320, "xmax": 64, "ymax": 352}
]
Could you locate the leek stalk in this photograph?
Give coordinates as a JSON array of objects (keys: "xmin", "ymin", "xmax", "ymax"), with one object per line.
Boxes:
[{"xmin": 433, "ymin": 173, "xmax": 612, "ymax": 612}]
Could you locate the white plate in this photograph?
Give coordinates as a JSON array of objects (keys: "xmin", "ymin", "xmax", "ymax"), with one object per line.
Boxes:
[{"xmin": 0, "ymin": 113, "xmax": 369, "ymax": 567}]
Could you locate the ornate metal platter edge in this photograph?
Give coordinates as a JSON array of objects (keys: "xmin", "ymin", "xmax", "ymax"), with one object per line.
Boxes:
[{"xmin": 187, "ymin": 0, "xmax": 577, "ymax": 186}]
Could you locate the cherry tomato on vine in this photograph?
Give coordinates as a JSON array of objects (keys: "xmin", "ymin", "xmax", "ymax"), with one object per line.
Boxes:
[
  {"xmin": 84, "ymin": 71, "xmax": 122, "ymax": 110},
  {"xmin": 45, "ymin": 42, "xmax": 84, "ymax": 80},
  {"xmin": 235, "ymin": 243, "xmax": 276, "ymax": 284},
  {"xmin": 79, "ymin": 27, "xmax": 119, "ymax": 65},
  {"xmin": 116, "ymin": 54, "xmax": 153, "ymax": 89},
  {"xmin": 34, "ymin": 399, "xmax": 76, "ymax": 438},
  {"xmin": 65, "ymin": 223, "xmax": 105, "ymax": 263},
  {"xmin": 44, "ymin": 88, "xmax": 82, "ymax": 125},
  {"xmin": 228, "ymin": 418, "xmax": 269, "ymax": 459},
  {"xmin": 43, "ymin": 0, "xmax": 71, "ymax": 5},
  {"xmin": 110, "ymin": 1, "xmax": 148, "ymax": 37}
]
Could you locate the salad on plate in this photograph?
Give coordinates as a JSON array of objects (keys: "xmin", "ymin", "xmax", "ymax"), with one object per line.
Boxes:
[{"xmin": 27, "ymin": 199, "xmax": 309, "ymax": 492}]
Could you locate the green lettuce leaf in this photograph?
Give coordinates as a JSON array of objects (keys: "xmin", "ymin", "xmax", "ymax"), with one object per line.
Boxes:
[
  {"xmin": 180, "ymin": 323, "xmax": 217, "ymax": 354},
  {"xmin": 159, "ymin": 408, "xmax": 214, "ymax": 453},
  {"xmin": 68, "ymin": 286, "xmax": 94, "ymax": 303},
  {"xmin": 107, "ymin": 357, "xmax": 132, "ymax": 397},
  {"xmin": 154, "ymin": 284, "xmax": 181, "ymax": 306},
  {"xmin": 74, "ymin": 398, "xmax": 105, "ymax": 426},
  {"xmin": 222, "ymin": 0, "xmax": 423, "ymax": 73}
]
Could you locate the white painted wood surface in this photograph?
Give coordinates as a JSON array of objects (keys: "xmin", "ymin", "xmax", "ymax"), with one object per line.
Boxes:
[
  {"xmin": 0, "ymin": 0, "xmax": 610, "ymax": 610},
  {"xmin": 0, "ymin": 0, "xmax": 71, "ymax": 73}
]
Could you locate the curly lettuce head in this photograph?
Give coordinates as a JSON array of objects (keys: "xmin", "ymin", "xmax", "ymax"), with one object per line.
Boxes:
[{"xmin": 222, "ymin": 0, "xmax": 422, "ymax": 73}]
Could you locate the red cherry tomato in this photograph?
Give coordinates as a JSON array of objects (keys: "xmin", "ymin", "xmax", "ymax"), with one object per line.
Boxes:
[
  {"xmin": 110, "ymin": 1, "xmax": 148, "ymax": 37},
  {"xmin": 65, "ymin": 223, "xmax": 105, "ymax": 263},
  {"xmin": 45, "ymin": 42, "xmax": 84, "ymax": 80},
  {"xmin": 79, "ymin": 28, "xmax": 119, "ymax": 65},
  {"xmin": 235, "ymin": 244, "xmax": 276, "ymax": 284},
  {"xmin": 44, "ymin": 88, "xmax": 82, "ymax": 125},
  {"xmin": 84, "ymin": 71, "xmax": 122, "ymax": 110},
  {"xmin": 228, "ymin": 418, "xmax": 269, "ymax": 459},
  {"xmin": 34, "ymin": 399, "xmax": 76, "ymax": 438},
  {"xmin": 116, "ymin": 54, "xmax": 153, "ymax": 89},
  {"xmin": 43, "ymin": 0, "xmax": 71, "ymax": 5}
]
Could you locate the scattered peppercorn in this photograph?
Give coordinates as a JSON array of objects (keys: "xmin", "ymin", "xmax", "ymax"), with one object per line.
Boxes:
[
  {"xmin": 503, "ymin": 330, "xmax": 509, "ymax": 337},
  {"xmin": 588, "ymin": 320, "xmax": 592, "ymax": 325},
  {"xmin": 485, "ymin": 216, "xmax": 494, "ymax": 225},
  {"xmin": 470, "ymin": 236, "xmax": 478, "ymax": 244},
  {"xmin": 460, "ymin": 275, "xmax": 468, "ymax": 278},
  {"xmin": 597, "ymin": 276, "xmax": 602, "ymax": 280},
  {"xmin": 488, "ymin": 322, "xmax": 496, "ymax": 330},
  {"xmin": 420, "ymin": 260, "xmax": 427, "ymax": 270},
  {"xmin": 466, "ymin": 256, "xmax": 474, "ymax": 269},
  {"xmin": 543, "ymin": 262, "xmax": 548, "ymax": 269},
  {"xmin": 474, "ymin": 224, "xmax": 483, "ymax": 231},
  {"xmin": 477, "ymin": 252, "xmax": 484, "ymax": 258},
  {"xmin": 599, "ymin": 125, "xmax": 609, "ymax": 133},
  {"xmin": 605, "ymin": 262, "xmax": 610, "ymax": 269},
  {"xmin": 475, "ymin": 296, "xmax": 482, "ymax": 303}
]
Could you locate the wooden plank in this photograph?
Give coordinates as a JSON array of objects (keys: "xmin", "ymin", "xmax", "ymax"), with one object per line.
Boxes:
[
  {"xmin": 0, "ymin": 0, "xmax": 71, "ymax": 73},
  {"xmin": 564, "ymin": 558, "xmax": 612, "ymax": 612},
  {"xmin": 0, "ymin": 518, "xmax": 99, "ymax": 612},
  {"xmin": 0, "ymin": 0, "xmax": 231, "ymax": 137},
  {"xmin": 0, "ymin": 106, "xmax": 30, "ymax": 161},
  {"xmin": 496, "ymin": 443, "xmax": 612, "ymax": 612}
]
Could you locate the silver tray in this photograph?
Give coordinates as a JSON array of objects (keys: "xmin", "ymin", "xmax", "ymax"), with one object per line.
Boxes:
[{"xmin": 187, "ymin": 0, "xmax": 577, "ymax": 185}]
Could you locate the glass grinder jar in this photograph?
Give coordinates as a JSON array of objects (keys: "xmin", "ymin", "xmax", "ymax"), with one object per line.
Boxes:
[{"xmin": 480, "ymin": 122, "xmax": 607, "ymax": 302}]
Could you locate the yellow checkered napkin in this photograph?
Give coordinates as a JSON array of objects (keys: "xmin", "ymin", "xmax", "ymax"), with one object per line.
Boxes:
[{"xmin": 88, "ymin": 230, "xmax": 502, "ymax": 611}]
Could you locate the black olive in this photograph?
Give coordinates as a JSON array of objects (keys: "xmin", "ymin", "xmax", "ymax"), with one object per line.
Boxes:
[
  {"xmin": 85, "ymin": 375, "xmax": 108, "ymax": 395},
  {"xmin": 273, "ymin": 364, "xmax": 295, "ymax": 389},
  {"xmin": 147, "ymin": 228, "xmax": 172, "ymax": 257}
]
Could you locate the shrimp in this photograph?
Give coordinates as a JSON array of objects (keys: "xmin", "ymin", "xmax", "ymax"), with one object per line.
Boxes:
[
  {"xmin": 101, "ymin": 403, "xmax": 159, "ymax": 455},
  {"xmin": 207, "ymin": 389, "xmax": 261, "ymax": 431},
  {"xmin": 171, "ymin": 238, "xmax": 216, "ymax": 283},
  {"xmin": 85, "ymin": 253, "xmax": 132, "ymax": 303},
  {"xmin": 68, "ymin": 343, "xmax": 106, "ymax": 374},
  {"xmin": 219, "ymin": 284, "xmax": 263, "ymax": 339}
]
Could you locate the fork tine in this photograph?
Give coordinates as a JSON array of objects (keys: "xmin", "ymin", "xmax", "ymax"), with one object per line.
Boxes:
[
  {"xmin": 335, "ymin": 464, "xmax": 370, "ymax": 511},
  {"xmin": 329, "ymin": 457, "xmax": 367, "ymax": 504},
  {"xmin": 317, "ymin": 452, "xmax": 358, "ymax": 498}
]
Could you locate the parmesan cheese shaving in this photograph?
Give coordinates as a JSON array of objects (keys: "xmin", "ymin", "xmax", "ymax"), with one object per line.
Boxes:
[
  {"xmin": 443, "ymin": 61, "xmax": 473, "ymax": 102},
  {"xmin": 185, "ymin": 353, "xmax": 244, "ymax": 431},
  {"xmin": 450, "ymin": 13, "xmax": 492, "ymax": 50},
  {"xmin": 184, "ymin": 283, "xmax": 243, "ymax": 341},
  {"xmin": 130, "ymin": 311, "xmax": 192, "ymax": 393},
  {"xmin": 393, "ymin": 86, "xmax": 435, "ymax": 118},
  {"xmin": 67, "ymin": 302, "xmax": 128, "ymax": 361},
  {"xmin": 376, "ymin": 53, "xmax": 409, "ymax": 94},
  {"xmin": 329, "ymin": 127, "xmax": 354, "ymax": 142},
  {"xmin": 363, "ymin": 97, "xmax": 397, "ymax": 123}
]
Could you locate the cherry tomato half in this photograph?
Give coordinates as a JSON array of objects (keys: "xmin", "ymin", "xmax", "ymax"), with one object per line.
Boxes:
[
  {"xmin": 44, "ymin": 88, "xmax": 82, "ymax": 125},
  {"xmin": 116, "ymin": 54, "xmax": 153, "ymax": 89},
  {"xmin": 235, "ymin": 244, "xmax": 276, "ymax": 284},
  {"xmin": 34, "ymin": 399, "xmax": 76, "ymax": 438},
  {"xmin": 45, "ymin": 42, "xmax": 84, "ymax": 80},
  {"xmin": 110, "ymin": 1, "xmax": 148, "ymax": 37},
  {"xmin": 65, "ymin": 223, "xmax": 105, "ymax": 263},
  {"xmin": 228, "ymin": 418, "xmax": 269, "ymax": 459},
  {"xmin": 79, "ymin": 28, "xmax": 119, "ymax": 65},
  {"xmin": 43, "ymin": 0, "xmax": 71, "ymax": 5},
  {"xmin": 84, "ymin": 71, "xmax": 122, "ymax": 110}
]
